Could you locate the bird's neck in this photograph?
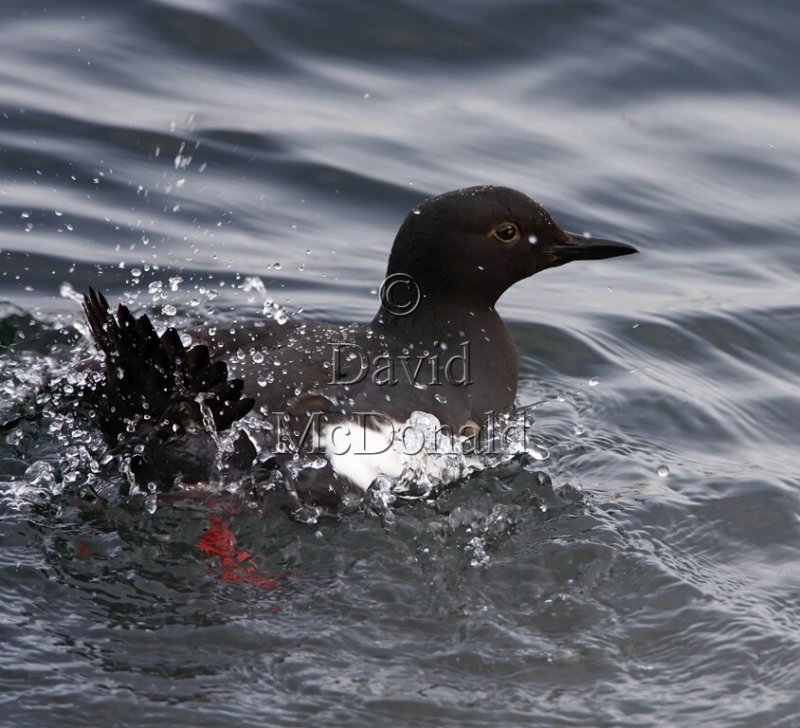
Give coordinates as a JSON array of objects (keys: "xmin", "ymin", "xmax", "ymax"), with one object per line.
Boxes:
[
  {"xmin": 370, "ymin": 294, "xmax": 501, "ymax": 340},
  {"xmin": 368, "ymin": 299, "xmax": 519, "ymax": 421}
]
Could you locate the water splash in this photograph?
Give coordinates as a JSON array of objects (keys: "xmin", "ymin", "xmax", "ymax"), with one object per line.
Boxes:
[
  {"xmin": 241, "ymin": 276, "xmax": 291, "ymax": 324},
  {"xmin": 1, "ymin": 308, "xmax": 570, "ymax": 540}
]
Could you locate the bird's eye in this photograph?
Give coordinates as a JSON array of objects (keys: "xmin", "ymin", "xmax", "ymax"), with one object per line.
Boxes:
[{"xmin": 492, "ymin": 222, "xmax": 520, "ymax": 243}]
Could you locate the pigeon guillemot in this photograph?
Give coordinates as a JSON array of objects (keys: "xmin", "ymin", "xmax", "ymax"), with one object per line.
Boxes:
[{"xmin": 83, "ymin": 186, "xmax": 637, "ymax": 510}]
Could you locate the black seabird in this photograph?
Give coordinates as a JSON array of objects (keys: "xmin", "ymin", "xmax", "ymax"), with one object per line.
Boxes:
[{"xmin": 83, "ymin": 186, "xmax": 637, "ymax": 510}]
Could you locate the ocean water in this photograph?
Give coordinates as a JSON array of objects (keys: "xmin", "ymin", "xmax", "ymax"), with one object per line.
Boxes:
[{"xmin": 2, "ymin": 1, "xmax": 800, "ymax": 726}]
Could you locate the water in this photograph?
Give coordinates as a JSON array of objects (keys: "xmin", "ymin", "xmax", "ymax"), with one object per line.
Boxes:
[{"xmin": 2, "ymin": 1, "xmax": 800, "ymax": 725}]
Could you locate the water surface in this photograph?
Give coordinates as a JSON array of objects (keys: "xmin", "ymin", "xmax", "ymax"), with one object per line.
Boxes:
[{"xmin": 2, "ymin": 1, "xmax": 799, "ymax": 725}]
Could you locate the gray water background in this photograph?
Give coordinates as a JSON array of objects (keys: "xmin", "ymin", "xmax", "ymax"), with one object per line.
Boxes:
[{"xmin": 1, "ymin": 1, "xmax": 799, "ymax": 726}]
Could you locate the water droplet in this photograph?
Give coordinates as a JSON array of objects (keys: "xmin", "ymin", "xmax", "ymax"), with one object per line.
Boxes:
[
  {"xmin": 657, "ymin": 465, "xmax": 670, "ymax": 478},
  {"xmin": 273, "ymin": 262, "xmax": 282, "ymax": 270},
  {"xmin": 589, "ymin": 377, "xmax": 599, "ymax": 387},
  {"xmin": 25, "ymin": 461, "xmax": 60, "ymax": 495},
  {"xmin": 528, "ymin": 444, "xmax": 550, "ymax": 461},
  {"xmin": 59, "ymin": 282, "xmax": 82, "ymax": 302},
  {"xmin": 412, "ymin": 208, "xmax": 421, "ymax": 215},
  {"xmin": 162, "ymin": 304, "xmax": 177, "ymax": 316},
  {"xmin": 145, "ymin": 493, "xmax": 158, "ymax": 514},
  {"xmin": 434, "ymin": 393, "xmax": 447, "ymax": 404}
]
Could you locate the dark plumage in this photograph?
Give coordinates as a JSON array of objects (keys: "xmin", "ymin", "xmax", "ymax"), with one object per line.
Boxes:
[
  {"xmin": 82, "ymin": 288, "xmax": 256, "ymax": 489},
  {"xmin": 80, "ymin": 186, "xmax": 637, "ymax": 507}
]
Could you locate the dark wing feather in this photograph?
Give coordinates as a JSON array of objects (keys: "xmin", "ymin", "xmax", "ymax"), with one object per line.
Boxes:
[{"xmin": 82, "ymin": 287, "xmax": 254, "ymax": 447}]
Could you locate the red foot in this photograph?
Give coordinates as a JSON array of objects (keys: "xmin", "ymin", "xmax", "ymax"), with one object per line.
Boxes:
[
  {"xmin": 195, "ymin": 516, "xmax": 287, "ymax": 590},
  {"xmin": 75, "ymin": 539, "xmax": 91, "ymax": 559}
]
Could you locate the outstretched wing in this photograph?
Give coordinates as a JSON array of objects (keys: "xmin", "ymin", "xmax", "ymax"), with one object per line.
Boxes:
[{"xmin": 82, "ymin": 288, "xmax": 254, "ymax": 446}]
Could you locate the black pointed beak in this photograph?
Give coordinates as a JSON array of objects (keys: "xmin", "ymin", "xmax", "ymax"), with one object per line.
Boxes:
[{"xmin": 550, "ymin": 232, "xmax": 638, "ymax": 264}]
